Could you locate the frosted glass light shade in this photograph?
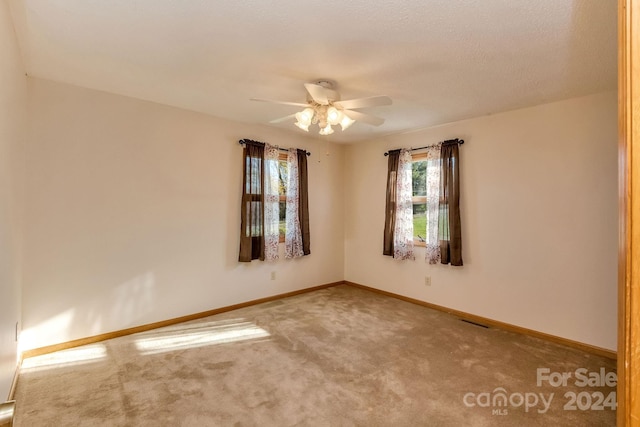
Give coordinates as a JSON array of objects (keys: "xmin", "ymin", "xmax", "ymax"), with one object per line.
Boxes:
[
  {"xmin": 295, "ymin": 121, "xmax": 310, "ymax": 131},
  {"xmin": 340, "ymin": 115, "xmax": 355, "ymax": 131},
  {"xmin": 319, "ymin": 123, "xmax": 334, "ymax": 135},
  {"xmin": 326, "ymin": 106, "xmax": 341, "ymax": 125},
  {"xmin": 295, "ymin": 108, "xmax": 314, "ymax": 125}
]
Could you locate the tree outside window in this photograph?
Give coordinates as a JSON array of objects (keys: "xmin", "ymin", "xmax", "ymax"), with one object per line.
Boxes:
[
  {"xmin": 412, "ymin": 157, "xmax": 427, "ymax": 245},
  {"xmin": 277, "ymin": 154, "xmax": 288, "ymax": 242}
]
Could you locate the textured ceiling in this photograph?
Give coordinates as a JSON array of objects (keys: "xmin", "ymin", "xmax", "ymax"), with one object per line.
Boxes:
[{"xmin": 8, "ymin": 0, "xmax": 617, "ymax": 143}]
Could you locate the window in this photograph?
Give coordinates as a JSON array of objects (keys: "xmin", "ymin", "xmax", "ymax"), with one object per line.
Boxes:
[
  {"xmin": 411, "ymin": 154, "xmax": 427, "ymax": 246},
  {"xmin": 241, "ymin": 152, "xmax": 286, "ymax": 241},
  {"xmin": 411, "ymin": 151, "xmax": 443, "ymax": 248},
  {"xmin": 383, "ymin": 141, "xmax": 462, "ymax": 265},
  {"xmin": 277, "ymin": 153, "xmax": 288, "ymax": 242},
  {"xmin": 239, "ymin": 140, "xmax": 310, "ymax": 262},
  {"xmin": 243, "ymin": 151, "xmax": 263, "ymax": 238}
]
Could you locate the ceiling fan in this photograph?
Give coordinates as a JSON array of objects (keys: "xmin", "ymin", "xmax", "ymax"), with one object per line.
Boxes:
[{"xmin": 251, "ymin": 80, "xmax": 392, "ymax": 135}]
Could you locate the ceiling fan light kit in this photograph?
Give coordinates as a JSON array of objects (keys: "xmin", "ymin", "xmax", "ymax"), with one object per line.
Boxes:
[
  {"xmin": 294, "ymin": 104, "xmax": 343, "ymax": 135},
  {"xmin": 252, "ymin": 80, "xmax": 391, "ymax": 135}
]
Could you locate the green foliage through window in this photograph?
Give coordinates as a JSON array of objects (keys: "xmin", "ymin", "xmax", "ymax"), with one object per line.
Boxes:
[
  {"xmin": 278, "ymin": 159, "xmax": 288, "ymax": 238},
  {"xmin": 412, "ymin": 160, "xmax": 426, "ymax": 197},
  {"xmin": 412, "ymin": 159, "xmax": 427, "ymax": 242}
]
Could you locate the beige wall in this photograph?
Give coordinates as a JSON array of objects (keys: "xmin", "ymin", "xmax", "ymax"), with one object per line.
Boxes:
[
  {"xmin": 344, "ymin": 91, "xmax": 618, "ymax": 351},
  {"xmin": 21, "ymin": 78, "xmax": 345, "ymax": 350},
  {"xmin": 15, "ymin": 74, "xmax": 618, "ymax": 354},
  {"xmin": 0, "ymin": 0, "xmax": 26, "ymax": 398},
  {"xmin": 20, "ymin": 84, "xmax": 618, "ymax": 353}
]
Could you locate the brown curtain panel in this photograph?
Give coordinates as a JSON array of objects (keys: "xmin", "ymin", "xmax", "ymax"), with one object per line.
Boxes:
[
  {"xmin": 383, "ymin": 150, "xmax": 401, "ymax": 256},
  {"xmin": 438, "ymin": 141, "xmax": 463, "ymax": 266},
  {"xmin": 297, "ymin": 149, "xmax": 311, "ymax": 255},
  {"xmin": 239, "ymin": 141, "xmax": 265, "ymax": 262}
]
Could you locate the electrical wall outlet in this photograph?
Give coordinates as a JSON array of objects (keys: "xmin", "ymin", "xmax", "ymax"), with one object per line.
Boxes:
[
  {"xmin": 425, "ymin": 276, "xmax": 431, "ymax": 286},
  {"xmin": 270, "ymin": 271, "xmax": 276, "ymax": 280}
]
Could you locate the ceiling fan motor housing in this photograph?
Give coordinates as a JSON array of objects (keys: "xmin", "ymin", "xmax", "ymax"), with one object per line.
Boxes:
[{"xmin": 307, "ymin": 80, "xmax": 341, "ymax": 104}]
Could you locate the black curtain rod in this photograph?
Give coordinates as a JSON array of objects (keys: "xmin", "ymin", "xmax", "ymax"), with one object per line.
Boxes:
[
  {"xmin": 239, "ymin": 139, "xmax": 311, "ymax": 156},
  {"xmin": 383, "ymin": 138, "xmax": 464, "ymax": 156}
]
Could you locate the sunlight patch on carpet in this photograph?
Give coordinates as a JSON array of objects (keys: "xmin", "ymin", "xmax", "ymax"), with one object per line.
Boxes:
[
  {"xmin": 21, "ymin": 343, "xmax": 108, "ymax": 372},
  {"xmin": 134, "ymin": 320, "xmax": 270, "ymax": 355}
]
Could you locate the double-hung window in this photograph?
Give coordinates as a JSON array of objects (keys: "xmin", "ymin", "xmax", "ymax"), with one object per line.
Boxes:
[
  {"xmin": 239, "ymin": 140, "xmax": 310, "ymax": 262},
  {"xmin": 383, "ymin": 140, "xmax": 462, "ymax": 265}
]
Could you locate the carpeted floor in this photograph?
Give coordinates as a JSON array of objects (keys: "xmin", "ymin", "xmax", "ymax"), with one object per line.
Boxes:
[{"xmin": 13, "ymin": 285, "xmax": 616, "ymax": 426}]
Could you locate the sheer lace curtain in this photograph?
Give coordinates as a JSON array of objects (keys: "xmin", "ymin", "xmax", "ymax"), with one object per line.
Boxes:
[
  {"xmin": 263, "ymin": 143, "xmax": 280, "ymax": 261},
  {"xmin": 285, "ymin": 148, "xmax": 304, "ymax": 258},
  {"xmin": 425, "ymin": 145, "xmax": 441, "ymax": 264},
  {"xmin": 382, "ymin": 149, "xmax": 414, "ymax": 260},
  {"xmin": 393, "ymin": 149, "xmax": 415, "ymax": 260}
]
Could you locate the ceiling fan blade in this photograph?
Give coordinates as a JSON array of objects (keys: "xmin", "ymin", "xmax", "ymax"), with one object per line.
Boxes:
[
  {"xmin": 343, "ymin": 109, "xmax": 385, "ymax": 126},
  {"xmin": 250, "ymin": 98, "xmax": 308, "ymax": 108},
  {"xmin": 334, "ymin": 95, "xmax": 392, "ymax": 110},
  {"xmin": 303, "ymin": 83, "xmax": 329, "ymax": 105},
  {"xmin": 269, "ymin": 113, "xmax": 297, "ymax": 124}
]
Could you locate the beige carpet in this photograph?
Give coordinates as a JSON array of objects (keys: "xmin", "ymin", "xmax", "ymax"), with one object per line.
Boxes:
[{"xmin": 13, "ymin": 285, "xmax": 616, "ymax": 426}]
